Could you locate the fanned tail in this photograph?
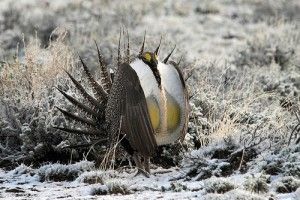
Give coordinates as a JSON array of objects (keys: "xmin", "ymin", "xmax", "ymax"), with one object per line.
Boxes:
[
  {"xmin": 65, "ymin": 71, "xmax": 105, "ymax": 113},
  {"xmin": 54, "ymin": 44, "xmax": 114, "ymax": 148}
]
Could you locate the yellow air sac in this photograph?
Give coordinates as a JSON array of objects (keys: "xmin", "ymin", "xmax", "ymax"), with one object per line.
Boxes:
[
  {"xmin": 166, "ymin": 97, "xmax": 181, "ymax": 131},
  {"xmin": 146, "ymin": 98, "xmax": 160, "ymax": 131}
]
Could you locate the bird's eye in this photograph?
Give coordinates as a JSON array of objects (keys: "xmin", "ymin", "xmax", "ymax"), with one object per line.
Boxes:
[{"xmin": 143, "ymin": 52, "xmax": 152, "ymax": 62}]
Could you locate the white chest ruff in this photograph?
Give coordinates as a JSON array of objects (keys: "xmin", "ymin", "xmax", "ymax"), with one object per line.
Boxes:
[
  {"xmin": 130, "ymin": 59, "xmax": 160, "ymax": 97},
  {"xmin": 130, "ymin": 59, "xmax": 187, "ymax": 145}
]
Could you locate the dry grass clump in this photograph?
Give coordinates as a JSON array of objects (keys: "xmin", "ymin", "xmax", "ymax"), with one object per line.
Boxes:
[
  {"xmin": 233, "ymin": 23, "xmax": 299, "ymax": 70},
  {"xmin": 170, "ymin": 182, "xmax": 188, "ymax": 192},
  {"xmin": 182, "ymin": 17, "xmax": 300, "ymax": 182},
  {"xmin": 251, "ymin": 0, "xmax": 300, "ymax": 23},
  {"xmin": 250, "ymin": 144, "xmax": 300, "ymax": 185},
  {"xmin": 244, "ymin": 174, "xmax": 269, "ymax": 193},
  {"xmin": 76, "ymin": 171, "xmax": 105, "ymax": 184},
  {"xmin": 0, "ymin": 32, "xmax": 78, "ymax": 168},
  {"xmin": 37, "ymin": 161, "xmax": 94, "ymax": 182},
  {"xmin": 194, "ymin": 0, "xmax": 220, "ymax": 15},
  {"xmin": 0, "ymin": 33, "xmax": 72, "ymax": 106},
  {"xmin": 90, "ymin": 184, "xmax": 109, "ymax": 195},
  {"xmin": 189, "ymin": 61, "xmax": 287, "ymax": 149},
  {"xmin": 9, "ymin": 163, "xmax": 35, "ymax": 176},
  {"xmin": 105, "ymin": 179, "xmax": 131, "ymax": 195},
  {"xmin": 204, "ymin": 177, "xmax": 235, "ymax": 194},
  {"xmin": 90, "ymin": 179, "xmax": 130, "ymax": 196},
  {"xmin": 186, "ymin": 21, "xmax": 300, "ymax": 154},
  {"xmin": 274, "ymin": 176, "xmax": 300, "ymax": 193},
  {"xmin": 184, "ymin": 47, "xmax": 299, "ymax": 177}
]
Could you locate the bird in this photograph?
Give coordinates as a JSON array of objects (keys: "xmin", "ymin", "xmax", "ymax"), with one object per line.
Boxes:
[{"xmin": 55, "ymin": 32, "xmax": 189, "ymax": 177}]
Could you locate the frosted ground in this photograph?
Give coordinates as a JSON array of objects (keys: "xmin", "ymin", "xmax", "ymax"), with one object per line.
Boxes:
[{"xmin": 0, "ymin": 0, "xmax": 299, "ymax": 199}]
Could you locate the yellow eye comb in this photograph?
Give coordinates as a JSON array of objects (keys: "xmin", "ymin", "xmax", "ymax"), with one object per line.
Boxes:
[{"xmin": 143, "ymin": 52, "xmax": 152, "ymax": 62}]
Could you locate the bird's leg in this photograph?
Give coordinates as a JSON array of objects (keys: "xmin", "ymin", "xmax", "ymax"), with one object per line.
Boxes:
[
  {"xmin": 133, "ymin": 154, "xmax": 150, "ymax": 178},
  {"xmin": 143, "ymin": 156, "xmax": 151, "ymax": 174},
  {"xmin": 133, "ymin": 153, "xmax": 142, "ymax": 169}
]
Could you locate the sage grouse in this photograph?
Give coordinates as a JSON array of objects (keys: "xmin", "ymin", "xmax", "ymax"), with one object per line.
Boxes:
[{"xmin": 55, "ymin": 33, "xmax": 189, "ymax": 176}]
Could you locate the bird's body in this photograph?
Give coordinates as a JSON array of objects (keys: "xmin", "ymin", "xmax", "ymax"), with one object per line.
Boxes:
[{"xmin": 55, "ymin": 33, "xmax": 189, "ymax": 176}]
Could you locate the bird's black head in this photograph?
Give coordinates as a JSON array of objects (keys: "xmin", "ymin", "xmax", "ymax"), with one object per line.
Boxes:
[
  {"xmin": 137, "ymin": 36, "xmax": 162, "ymax": 88},
  {"xmin": 140, "ymin": 51, "xmax": 158, "ymax": 68}
]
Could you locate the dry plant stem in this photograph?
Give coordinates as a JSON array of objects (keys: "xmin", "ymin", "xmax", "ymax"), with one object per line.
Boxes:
[
  {"xmin": 235, "ymin": 122, "xmax": 266, "ymax": 171},
  {"xmin": 100, "ymin": 116, "xmax": 124, "ymax": 170},
  {"xmin": 288, "ymin": 123, "xmax": 300, "ymax": 146},
  {"xmin": 287, "ymin": 106, "xmax": 300, "ymax": 145},
  {"xmin": 238, "ymin": 148, "xmax": 245, "ymax": 171},
  {"xmin": 243, "ymin": 122, "xmax": 265, "ymax": 150},
  {"xmin": 153, "ymin": 169, "xmax": 174, "ymax": 175},
  {"xmin": 62, "ymin": 138, "xmax": 108, "ymax": 149},
  {"xmin": 83, "ymin": 144, "xmax": 96, "ymax": 162}
]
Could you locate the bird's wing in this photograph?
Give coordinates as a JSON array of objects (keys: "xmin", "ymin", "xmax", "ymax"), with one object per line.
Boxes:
[{"xmin": 107, "ymin": 63, "xmax": 157, "ymax": 156}]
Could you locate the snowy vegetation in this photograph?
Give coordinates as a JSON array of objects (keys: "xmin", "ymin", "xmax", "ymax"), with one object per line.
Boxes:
[{"xmin": 0, "ymin": 0, "xmax": 299, "ymax": 199}]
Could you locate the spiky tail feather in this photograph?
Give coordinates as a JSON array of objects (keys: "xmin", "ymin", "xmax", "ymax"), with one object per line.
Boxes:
[
  {"xmin": 79, "ymin": 56, "xmax": 108, "ymax": 103},
  {"xmin": 56, "ymin": 87, "xmax": 100, "ymax": 118},
  {"xmin": 56, "ymin": 106, "xmax": 98, "ymax": 127},
  {"xmin": 95, "ymin": 41, "xmax": 112, "ymax": 93},
  {"xmin": 64, "ymin": 71, "xmax": 105, "ymax": 112}
]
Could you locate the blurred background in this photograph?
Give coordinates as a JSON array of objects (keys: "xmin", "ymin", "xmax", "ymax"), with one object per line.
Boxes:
[{"xmin": 0, "ymin": 0, "xmax": 299, "ymax": 65}]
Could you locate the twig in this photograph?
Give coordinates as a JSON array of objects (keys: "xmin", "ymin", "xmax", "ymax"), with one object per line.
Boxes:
[
  {"xmin": 288, "ymin": 123, "xmax": 300, "ymax": 146},
  {"xmin": 288, "ymin": 105, "xmax": 300, "ymax": 145},
  {"xmin": 238, "ymin": 148, "xmax": 245, "ymax": 171},
  {"xmin": 61, "ymin": 138, "xmax": 108, "ymax": 149},
  {"xmin": 100, "ymin": 116, "xmax": 124, "ymax": 170}
]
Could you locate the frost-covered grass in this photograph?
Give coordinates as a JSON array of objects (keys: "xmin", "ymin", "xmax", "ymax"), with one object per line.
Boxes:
[
  {"xmin": 0, "ymin": 0, "xmax": 300, "ymax": 199},
  {"xmin": 76, "ymin": 170, "xmax": 106, "ymax": 184},
  {"xmin": 243, "ymin": 173, "xmax": 269, "ymax": 193},
  {"xmin": 204, "ymin": 177, "xmax": 236, "ymax": 194},
  {"xmin": 274, "ymin": 176, "xmax": 300, "ymax": 194},
  {"xmin": 0, "ymin": 149, "xmax": 299, "ymax": 199},
  {"xmin": 37, "ymin": 160, "xmax": 94, "ymax": 182}
]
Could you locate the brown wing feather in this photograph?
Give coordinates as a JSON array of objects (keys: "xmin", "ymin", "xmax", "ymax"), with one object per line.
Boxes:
[
  {"xmin": 106, "ymin": 63, "xmax": 157, "ymax": 156},
  {"xmin": 181, "ymin": 84, "xmax": 190, "ymax": 142}
]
